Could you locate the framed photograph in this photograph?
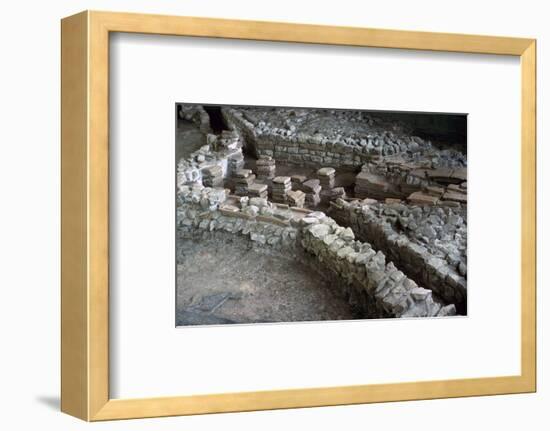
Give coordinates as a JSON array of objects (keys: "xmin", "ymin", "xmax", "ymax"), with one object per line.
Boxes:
[{"xmin": 61, "ymin": 10, "xmax": 536, "ymax": 421}]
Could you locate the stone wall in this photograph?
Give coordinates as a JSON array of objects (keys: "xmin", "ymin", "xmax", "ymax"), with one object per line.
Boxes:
[
  {"xmin": 177, "ymin": 185, "xmax": 456, "ymax": 318},
  {"xmin": 328, "ymin": 198, "xmax": 467, "ymax": 313},
  {"xmin": 299, "ymin": 214, "xmax": 455, "ymax": 318},
  {"xmin": 223, "ymin": 107, "xmax": 373, "ymax": 168},
  {"xmin": 222, "ymin": 106, "xmax": 465, "ymax": 170}
]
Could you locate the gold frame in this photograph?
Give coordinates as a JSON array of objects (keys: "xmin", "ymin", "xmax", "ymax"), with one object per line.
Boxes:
[{"xmin": 61, "ymin": 10, "xmax": 537, "ymax": 421}]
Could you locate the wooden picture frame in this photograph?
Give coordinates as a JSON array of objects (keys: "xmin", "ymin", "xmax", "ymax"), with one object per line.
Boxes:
[{"xmin": 61, "ymin": 10, "xmax": 536, "ymax": 421}]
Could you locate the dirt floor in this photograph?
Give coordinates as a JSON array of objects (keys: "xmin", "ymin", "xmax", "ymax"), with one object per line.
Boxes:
[
  {"xmin": 176, "ymin": 119, "xmax": 206, "ymax": 161},
  {"xmin": 176, "ymin": 235, "xmax": 359, "ymax": 326}
]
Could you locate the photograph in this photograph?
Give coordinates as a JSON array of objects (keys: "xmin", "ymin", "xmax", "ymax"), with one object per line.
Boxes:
[
  {"xmin": 176, "ymin": 104, "xmax": 467, "ymax": 326},
  {"xmin": 1, "ymin": 0, "xmax": 542, "ymax": 426}
]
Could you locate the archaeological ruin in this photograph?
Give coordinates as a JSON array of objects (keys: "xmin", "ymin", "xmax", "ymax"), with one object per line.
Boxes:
[{"xmin": 176, "ymin": 104, "xmax": 467, "ymax": 325}]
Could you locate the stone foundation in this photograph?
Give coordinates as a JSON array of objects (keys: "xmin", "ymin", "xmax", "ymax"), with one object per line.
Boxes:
[
  {"xmin": 222, "ymin": 106, "xmax": 465, "ymax": 170},
  {"xmin": 177, "ymin": 185, "xmax": 456, "ymax": 318},
  {"xmin": 328, "ymin": 198, "xmax": 467, "ymax": 313}
]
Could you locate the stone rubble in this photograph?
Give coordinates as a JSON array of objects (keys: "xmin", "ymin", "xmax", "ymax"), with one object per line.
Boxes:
[{"xmin": 176, "ymin": 131, "xmax": 244, "ymax": 193}]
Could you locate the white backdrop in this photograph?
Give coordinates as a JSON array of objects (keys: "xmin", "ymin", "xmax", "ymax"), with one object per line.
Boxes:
[
  {"xmin": 0, "ymin": 0, "xmax": 547, "ymax": 430},
  {"xmin": 111, "ymin": 33, "xmax": 521, "ymax": 398}
]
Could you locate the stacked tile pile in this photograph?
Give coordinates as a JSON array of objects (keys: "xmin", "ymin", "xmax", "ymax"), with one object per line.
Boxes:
[
  {"xmin": 202, "ymin": 165, "xmax": 223, "ymax": 188},
  {"xmin": 228, "ymin": 152, "xmax": 244, "ymax": 176},
  {"xmin": 317, "ymin": 167, "xmax": 335, "ymax": 190},
  {"xmin": 248, "ymin": 183, "xmax": 268, "ymax": 199},
  {"xmin": 320, "ymin": 186, "xmax": 346, "ymax": 204},
  {"xmin": 301, "ymin": 179, "xmax": 321, "ymax": 207},
  {"xmin": 427, "ymin": 167, "xmax": 467, "ymax": 185},
  {"xmin": 400, "ymin": 168, "xmax": 427, "ymax": 195},
  {"xmin": 406, "ymin": 182, "xmax": 467, "ymax": 207},
  {"xmin": 225, "ymin": 152, "xmax": 244, "ymax": 189},
  {"xmin": 287, "ymin": 190, "xmax": 306, "ymax": 208},
  {"xmin": 255, "ymin": 155, "xmax": 276, "ymax": 180},
  {"xmin": 234, "ymin": 169, "xmax": 256, "ymax": 196},
  {"xmin": 271, "ymin": 176, "xmax": 292, "ymax": 203},
  {"xmin": 355, "ymin": 170, "xmax": 380, "ymax": 199},
  {"xmin": 442, "ymin": 183, "xmax": 467, "ymax": 204},
  {"xmin": 407, "ymin": 191, "xmax": 438, "ymax": 205},
  {"xmin": 291, "ymin": 175, "xmax": 307, "ymax": 190},
  {"xmin": 353, "ymin": 167, "xmax": 401, "ymax": 200}
]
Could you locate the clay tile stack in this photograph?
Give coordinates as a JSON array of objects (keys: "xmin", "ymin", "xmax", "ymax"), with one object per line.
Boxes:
[
  {"xmin": 271, "ymin": 176, "xmax": 291, "ymax": 203},
  {"xmin": 202, "ymin": 165, "xmax": 224, "ymax": 188},
  {"xmin": 317, "ymin": 167, "xmax": 335, "ymax": 190},
  {"xmin": 287, "ymin": 190, "xmax": 306, "ymax": 208},
  {"xmin": 320, "ymin": 186, "xmax": 346, "ymax": 204},
  {"xmin": 248, "ymin": 182, "xmax": 268, "ymax": 199},
  {"xmin": 407, "ymin": 191, "xmax": 439, "ymax": 205},
  {"xmin": 234, "ymin": 169, "xmax": 256, "ymax": 196},
  {"xmin": 354, "ymin": 168, "xmax": 394, "ymax": 200},
  {"xmin": 301, "ymin": 179, "xmax": 321, "ymax": 207},
  {"xmin": 255, "ymin": 155, "xmax": 276, "ymax": 180},
  {"xmin": 291, "ymin": 175, "xmax": 307, "ymax": 190},
  {"xmin": 227, "ymin": 152, "xmax": 244, "ymax": 176}
]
